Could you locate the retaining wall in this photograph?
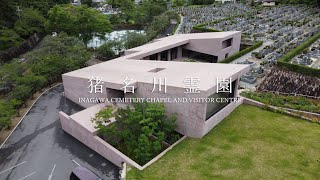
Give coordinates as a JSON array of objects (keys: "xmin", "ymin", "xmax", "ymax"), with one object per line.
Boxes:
[
  {"xmin": 59, "ymin": 111, "xmax": 185, "ymax": 170},
  {"xmin": 0, "ymin": 33, "xmax": 44, "ymax": 63},
  {"xmin": 242, "ymin": 97, "xmax": 320, "ymax": 122}
]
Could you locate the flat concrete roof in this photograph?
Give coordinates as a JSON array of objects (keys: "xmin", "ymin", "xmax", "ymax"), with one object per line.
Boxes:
[
  {"xmin": 64, "ymin": 59, "xmax": 249, "ymax": 91},
  {"xmin": 64, "ymin": 32, "xmax": 248, "ymax": 92},
  {"xmin": 125, "ymin": 31, "xmax": 241, "ymax": 59}
]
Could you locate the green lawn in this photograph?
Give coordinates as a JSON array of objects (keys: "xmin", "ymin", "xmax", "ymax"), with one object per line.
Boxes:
[{"xmin": 127, "ymin": 105, "xmax": 320, "ymax": 179}]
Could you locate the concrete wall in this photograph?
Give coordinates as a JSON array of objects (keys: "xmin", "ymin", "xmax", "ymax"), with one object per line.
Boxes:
[
  {"xmin": 62, "ymin": 75, "xmax": 247, "ymax": 138},
  {"xmin": 63, "ymin": 75, "xmax": 101, "ymax": 108},
  {"xmin": 63, "ymin": 73, "xmax": 207, "ymax": 138},
  {"xmin": 59, "ymin": 111, "xmax": 186, "ymax": 170},
  {"xmin": 202, "ymin": 78, "xmax": 241, "ymax": 136},
  {"xmin": 62, "ymin": 75, "xmax": 128, "ymax": 108},
  {"xmin": 134, "ymin": 82, "xmax": 207, "ymax": 138},
  {"xmin": 59, "ymin": 111, "xmax": 142, "ymax": 169},
  {"xmin": 0, "ymin": 33, "xmax": 44, "ymax": 63},
  {"xmin": 242, "ymin": 97, "xmax": 320, "ymax": 122},
  {"xmin": 204, "ymin": 98, "xmax": 242, "ymax": 135},
  {"xmin": 128, "ymin": 32, "xmax": 241, "ymax": 62},
  {"xmin": 184, "ymin": 32, "xmax": 241, "ymax": 61}
]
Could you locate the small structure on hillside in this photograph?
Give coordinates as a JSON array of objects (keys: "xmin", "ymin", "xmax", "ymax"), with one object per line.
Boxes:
[
  {"xmin": 71, "ymin": 0, "xmax": 81, "ymax": 6},
  {"xmin": 216, "ymin": 0, "xmax": 236, "ymax": 3},
  {"xmin": 262, "ymin": 0, "xmax": 277, "ymax": 6}
]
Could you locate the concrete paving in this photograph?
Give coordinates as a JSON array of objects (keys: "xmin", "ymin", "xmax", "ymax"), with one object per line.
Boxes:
[
  {"xmin": 231, "ymin": 40, "xmax": 274, "ymax": 64},
  {"xmin": 0, "ymin": 85, "xmax": 119, "ymax": 180}
]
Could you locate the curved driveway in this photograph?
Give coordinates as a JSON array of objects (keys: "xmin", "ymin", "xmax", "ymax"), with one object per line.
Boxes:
[{"xmin": 0, "ymin": 85, "xmax": 118, "ymax": 180}]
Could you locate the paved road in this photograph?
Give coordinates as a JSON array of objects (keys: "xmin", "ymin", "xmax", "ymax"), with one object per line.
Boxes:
[
  {"xmin": 0, "ymin": 85, "xmax": 119, "ymax": 180},
  {"xmin": 174, "ymin": 15, "xmax": 183, "ymax": 34},
  {"xmin": 158, "ymin": 19, "xmax": 178, "ymax": 38}
]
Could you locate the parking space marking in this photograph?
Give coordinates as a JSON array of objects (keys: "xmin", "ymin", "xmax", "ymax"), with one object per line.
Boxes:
[
  {"xmin": 48, "ymin": 164, "xmax": 56, "ymax": 180},
  {"xmin": 17, "ymin": 171, "xmax": 36, "ymax": 180},
  {"xmin": 72, "ymin": 160, "xmax": 81, "ymax": 167},
  {"xmin": 0, "ymin": 161, "xmax": 27, "ymax": 175}
]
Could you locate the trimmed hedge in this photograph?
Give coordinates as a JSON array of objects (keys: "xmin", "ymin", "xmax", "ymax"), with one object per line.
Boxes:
[
  {"xmin": 170, "ymin": 12, "xmax": 181, "ymax": 35},
  {"xmin": 192, "ymin": 17, "xmax": 234, "ymax": 33},
  {"xmin": 192, "ymin": 26, "xmax": 221, "ymax": 32},
  {"xmin": 220, "ymin": 41, "xmax": 263, "ymax": 63},
  {"xmin": 241, "ymin": 91, "xmax": 320, "ymax": 114},
  {"xmin": 192, "ymin": 24, "xmax": 221, "ymax": 32},
  {"xmin": 277, "ymin": 31, "xmax": 320, "ymax": 77},
  {"xmin": 191, "ymin": 18, "xmax": 264, "ymax": 64},
  {"xmin": 190, "ymin": 16, "xmax": 263, "ymax": 64}
]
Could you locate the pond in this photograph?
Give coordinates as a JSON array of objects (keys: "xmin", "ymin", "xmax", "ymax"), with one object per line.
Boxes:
[{"xmin": 87, "ymin": 30, "xmax": 145, "ymax": 48}]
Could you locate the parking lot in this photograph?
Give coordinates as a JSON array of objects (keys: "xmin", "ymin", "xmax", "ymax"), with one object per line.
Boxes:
[{"xmin": 0, "ymin": 85, "xmax": 119, "ymax": 180}]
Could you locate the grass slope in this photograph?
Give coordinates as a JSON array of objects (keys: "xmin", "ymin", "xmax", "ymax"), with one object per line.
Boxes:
[{"xmin": 127, "ymin": 105, "xmax": 320, "ymax": 179}]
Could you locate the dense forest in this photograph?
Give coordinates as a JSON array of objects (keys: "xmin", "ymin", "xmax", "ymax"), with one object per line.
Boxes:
[
  {"xmin": 0, "ymin": 0, "xmax": 71, "ymax": 50},
  {"xmin": 0, "ymin": 0, "xmax": 170, "ymax": 51}
]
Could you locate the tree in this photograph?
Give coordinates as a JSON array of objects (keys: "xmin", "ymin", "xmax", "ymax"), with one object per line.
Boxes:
[
  {"xmin": 123, "ymin": 31, "xmax": 147, "ymax": 49},
  {"xmin": 173, "ymin": 0, "xmax": 187, "ymax": 7},
  {"xmin": 81, "ymin": 0, "xmax": 94, "ymax": 7},
  {"xmin": 93, "ymin": 102, "xmax": 177, "ymax": 165},
  {"xmin": 0, "ymin": 29, "xmax": 23, "ymax": 50},
  {"xmin": 16, "ymin": 74, "xmax": 47, "ymax": 92},
  {"xmin": 29, "ymin": 33, "xmax": 90, "ymax": 78},
  {"xmin": 107, "ymin": 0, "xmax": 135, "ymax": 8},
  {"xmin": 18, "ymin": 0, "xmax": 71, "ymax": 15},
  {"xmin": 45, "ymin": 5, "xmax": 112, "ymax": 45},
  {"xmin": 96, "ymin": 41, "xmax": 117, "ymax": 59},
  {"xmin": 14, "ymin": 8, "xmax": 46, "ymax": 37},
  {"xmin": 0, "ymin": 61, "xmax": 24, "ymax": 88},
  {"xmin": 0, "ymin": 100, "xmax": 15, "ymax": 129},
  {"xmin": 141, "ymin": 0, "xmax": 167, "ymax": 23},
  {"xmin": 118, "ymin": 0, "xmax": 137, "ymax": 23},
  {"xmin": 0, "ymin": 0, "xmax": 17, "ymax": 27},
  {"xmin": 12, "ymin": 85, "xmax": 32, "ymax": 101},
  {"xmin": 145, "ymin": 13, "xmax": 170, "ymax": 40},
  {"xmin": 10, "ymin": 99, "xmax": 23, "ymax": 116}
]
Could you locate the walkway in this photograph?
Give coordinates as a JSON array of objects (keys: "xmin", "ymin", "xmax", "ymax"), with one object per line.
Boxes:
[{"xmin": 231, "ymin": 40, "xmax": 274, "ymax": 64}]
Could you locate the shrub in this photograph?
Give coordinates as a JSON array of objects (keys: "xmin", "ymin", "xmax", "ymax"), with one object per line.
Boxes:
[
  {"xmin": 0, "ymin": 33, "xmax": 91, "ymax": 130},
  {"xmin": 96, "ymin": 41, "xmax": 117, "ymax": 59},
  {"xmin": 30, "ymin": 33, "xmax": 90, "ymax": 78},
  {"xmin": 241, "ymin": 91, "xmax": 320, "ymax": 114},
  {"xmin": 16, "ymin": 74, "xmax": 48, "ymax": 92},
  {"xmin": 12, "ymin": 85, "xmax": 33, "ymax": 102},
  {"xmin": 192, "ymin": 16, "xmax": 235, "ymax": 33},
  {"xmin": 0, "ymin": 29, "xmax": 23, "ymax": 50},
  {"xmin": 192, "ymin": 25, "xmax": 221, "ymax": 32},
  {"xmin": 14, "ymin": 8, "xmax": 46, "ymax": 38},
  {"xmin": 0, "ymin": 100, "xmax": 15, "ymax": 129},
  {"xmin": 277, "ymin": 31, "xmax": 320, "ymax": 77},
  {"xmin": 123, "ymin": 31, "xmax": 147, "ymax": 49},
  {"xmin": 145, "ymin": 12, "xmax": 170, "ymax": 40},
  {"xmin": 220, "ymin": 41, "xmax": 263, "ymax": 63},
  {"xmin": 92, "ymin": 102, "xmax": 178, "ymax": 165}
]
